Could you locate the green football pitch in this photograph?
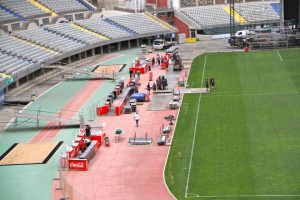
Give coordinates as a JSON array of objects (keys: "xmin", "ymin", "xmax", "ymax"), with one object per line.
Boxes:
[{"xmin": 165, "ymin": 49, "xmax": 300, "ymax": 200}]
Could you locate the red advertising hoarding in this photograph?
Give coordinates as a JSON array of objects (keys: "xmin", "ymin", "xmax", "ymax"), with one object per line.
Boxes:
[{"xmin": 68, "ymin": 159, "xmax": 88, "ymax": 171}]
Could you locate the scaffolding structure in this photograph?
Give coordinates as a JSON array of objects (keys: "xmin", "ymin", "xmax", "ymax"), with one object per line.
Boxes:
[{"xmin": 229, "ymin": 0, "xmax": 236, "ymax": 38}]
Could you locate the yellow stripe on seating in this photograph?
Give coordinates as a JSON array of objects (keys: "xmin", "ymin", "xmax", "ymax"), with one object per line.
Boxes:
[
  {"xmin": 144, "ymin": 12, "xmax": 177, "ymax": 32},
  {"xmin": 144, "ymin": 13, "xmax": 170, "ymax": 29},
  {"xmin": 70, "ymin": 23, "xmax": 110, "ymax": 40},
  {"xmin": 28, "ymin": 0, "xmax": 58, "ymax": 17},
  {"xmin": 11, "ymin": 35, "xmax": 60, "ymax": 55},
  {"xmin": 224, "ymin": 5, "xmax": 247, "ymax": 25}
]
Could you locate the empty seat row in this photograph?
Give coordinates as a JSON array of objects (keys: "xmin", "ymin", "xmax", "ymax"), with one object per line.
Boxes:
[
  {"xmin": 75, "ymin": 19, "xmax": 132, "ymax": 39},
  {"xmin": 179, "ymin": 2, "xmax": 279, "ymax": 27},
  {"xmin": 36, "ymin": 0, "xmax": 88, "ymax": 13},
  {"xmin": 0, "ymin": 51, "xmax": 38, "ymax": 78},
  {"xmin": 0, "ymin": 0, "xmax": 47, "ymax": 18},
  {"xmin": 44, "ymin": 23, "xmax": 103, "ymax": 44},
  {"xmin": 0, "ymin": 0, "xmax": 93, "ymax": 23},
  {"xmin": 108, "ymin": 13, "xmax": 168, "ymax": 35},
  {"xmin": 235, "ymin": 2, "xmax": 279, "ymax": 22},
  {"xmin": 180, "ymin": 5, "xmax": 232, "ymax": 27},
  {"xmin": 15, "ymin": 28, "xmax": 86, "ymax": 53},
  {"xmin": 0, "ymin": 35, "xmax": 57, "ymax": 63},
  {"xmin": 0, "ymin": 8, "xmax": 18, "ymax": 22}
]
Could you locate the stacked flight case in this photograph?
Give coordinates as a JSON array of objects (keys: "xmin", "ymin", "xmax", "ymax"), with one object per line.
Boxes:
[{"xmin": 130, "ymin": 99, "xmax": 137, "ymax": 112}]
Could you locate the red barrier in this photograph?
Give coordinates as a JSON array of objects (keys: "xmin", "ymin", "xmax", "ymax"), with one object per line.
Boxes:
[
  {"xmin": 68, "ymin": 159, "xmax": 88, "ymax": 171},
  {"xmin": 166, "ymin": 53, "xmax": 172, "ymax": 59},
  {"xmin": 116, "ymin": 86, "xmax": 120, "ymax": 95},
  {"xmin": 115, "ymin": 99, "xmax": 124, "ymax": 116},
  {"xmin": 96, "ymin": 105, "xmax": 109, "ymax": 116},
  {"xmin": 149, "ymin": 71, "xmax": 153, "ymax": 81},
  {"xmin": 103, "ymin": 105, "xmax": 109, "ymax": 114},
  {"xmin": 77, "ymin": 129, "xmax": 85, "ymax": 141},
  {"xmin": 161, "ymin": 62, "xmax": 168, "ymax": 69},
  {"xmin": 130, "ymin": 63, "xmax": 149, "ymax": 74},
  {"xmin": 67, "ymin": 148, "xmax": 75, "ymax": 158},
  {"xmin": 115, "ymin": 87, "xmax": 133, "ymax": 116},
  {"xmin": 71, "ymin": 143, "xmax": 80, "ymax": 157},
  {"xmin": 96, "ymin": 106, "xmax": 101, "ymax": 116},
  {"xmin": 90, "ymin": 135, "xmax": 102, "ymax": 147},
  {"xmin": 105, "ymin": 101, "xmax": 110, "ymax": 109}
]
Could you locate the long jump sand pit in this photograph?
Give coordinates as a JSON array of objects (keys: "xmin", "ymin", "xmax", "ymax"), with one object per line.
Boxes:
[
  {"xmin": 0, "ymin": 141, "xmax": 63, "ymax": 166},
  {"xmin": 92, "ymin": 64, "xmax": 126, "ymax": 74}
]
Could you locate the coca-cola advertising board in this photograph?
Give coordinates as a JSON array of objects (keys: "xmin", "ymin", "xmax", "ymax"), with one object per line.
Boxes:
[{"xmin": 68, "ymin": 159, "xmax": 88, "ymax": 171}]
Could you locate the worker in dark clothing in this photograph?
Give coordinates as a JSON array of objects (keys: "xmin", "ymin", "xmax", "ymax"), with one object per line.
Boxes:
[
  {"xmin": 209, "ymin": 78, "xmax": 213, "ymax": 90},
  {"xmin": 205, "ymin": 79, "xmax": 209, "ymax": 92},
  {"xmin": 152, "ymin": 57, "xmax": 155, "ymax": 67},
  {"xmin": 211, "ymin": 77, "xmax": 215, "ymax": 88},
  {"xmin": 162, "ymin": 76, "xmax": 168, "ymax": 90},
  {"xmin": 85, "ymin": 125, "xmax": 91, "ymax": 138},
  {"xmin": 129, "ymin": 69, "xmax": 133, "ymax": 78},
  {"xmin": 156, "ymin": 55, "xmax": 160, "ymax": 65},
  {"xmin": 152, "ymin": 82, "xmax": 157, "ymax": 92},
  {"xmin": 157, "ymin": 77, "xmax": 162, "ymax": 90},
  {"xmin": 147, "ymin": 82, "xmax": 151, "ymax": 93}
]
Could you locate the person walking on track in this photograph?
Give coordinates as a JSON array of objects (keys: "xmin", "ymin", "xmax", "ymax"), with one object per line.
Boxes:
[
  {"xmin": 147, "ymin": 82, "xmax": 151, "ymax": 93},
  {"xmin": 134, "ymin": 112, "xmax": 139, "ymax": 127}
]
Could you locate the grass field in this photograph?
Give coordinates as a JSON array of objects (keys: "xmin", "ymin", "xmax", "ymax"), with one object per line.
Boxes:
[{"xmin": 165, "ymin": 49, "xmax": 300, "ymax": 200}]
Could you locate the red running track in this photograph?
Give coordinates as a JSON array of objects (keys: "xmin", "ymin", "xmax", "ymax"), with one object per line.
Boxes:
[
  {"xmin": 30, "ymin": 53, "xmax": 121, "ymax": 143},
  {"xmin": 57, "ymin": 53, "xmax": 185, "ymax": 200},
  {"xmin": 30, "ymin": 79, "xmax": 103, "ymax": 143}
]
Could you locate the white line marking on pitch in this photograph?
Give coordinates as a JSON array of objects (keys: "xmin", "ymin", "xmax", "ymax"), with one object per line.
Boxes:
[
  {"xmin": 277, "ymin": 50, "xmax": 283, "ymax": 62},
  {"xmin": 184, "ymin": 103, "xmax": 189, "ymax": 115},
  {"xmin": 186, "ymin": 194, "xmax": 300, "ymax": 199},
  {"xmin": 184, "ymin": 53, "xmax": 207, "ymax": 198},
  {"xmin": 275, "ymin": 50, "xmax": 300, "ymax": 62}
]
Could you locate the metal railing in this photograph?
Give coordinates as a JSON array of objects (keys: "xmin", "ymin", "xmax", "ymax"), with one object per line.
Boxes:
[
  {"xmin": 58, "ymin": 164, "xmax": 89, "ymax": 200},
  {"xmin": 247, "ymin": 30, "xmax": 300, "ymax": 49}
]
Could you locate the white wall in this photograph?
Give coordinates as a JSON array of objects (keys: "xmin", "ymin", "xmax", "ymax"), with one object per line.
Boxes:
[
  {"xmin": 122, "ymin": 0, "xmax": 146, "ymax": 11},
  {"xmin": 172, "ymin": 0, "xmax": 180, "ymax": 9}
]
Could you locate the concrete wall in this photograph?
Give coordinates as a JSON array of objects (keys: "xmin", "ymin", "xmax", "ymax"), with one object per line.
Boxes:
[
  {"xmin": 174, "ymin": 16, "xmax": 189, "ymax": 37},
  {"xmin": 97, "ymin": 0, "xmax": 119, "ymax": 10}
]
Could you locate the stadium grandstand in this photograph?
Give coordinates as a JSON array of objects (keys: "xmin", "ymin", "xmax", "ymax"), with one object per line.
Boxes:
[
  {"xmin": 0, "ymin": 0, "xmax": 97, "ymax": 32},
  {"xmin": 0, "ymin": 9, "xmax": 176, "ymax": 91},
  {"xmin": 175, "ymin": 1, "xmax": 281, "ymax": 35},
  {"xmin": 0, "ymin": 0, "xmax": 299, "ymax": 200}
]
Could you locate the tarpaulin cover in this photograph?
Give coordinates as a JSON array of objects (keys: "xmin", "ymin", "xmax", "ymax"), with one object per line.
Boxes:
[{"xmin": 130, "ymin": 93, "xmax": 145, "ymax": 102}]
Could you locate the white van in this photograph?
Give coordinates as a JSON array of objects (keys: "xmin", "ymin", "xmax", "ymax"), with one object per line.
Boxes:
[
  {"xmin": 153, "ymin": 39, "xmax": 165, "ymax": 50},
  {"xmin": 153, "ymin": 39, "xmax": 175, "ymax": 50},
  {"xmin": 235, "ymin": 30, "xmax": 255, "ymax": 38}
]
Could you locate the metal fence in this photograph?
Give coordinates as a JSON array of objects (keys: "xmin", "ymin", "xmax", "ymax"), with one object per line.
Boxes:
[
  {"xmin": 247, "ymin": 29, "xmax": 300, "ymax": 49},
  {"xmin": 58, "ymin": 166, "xmax": 89, "ymax": 200}
]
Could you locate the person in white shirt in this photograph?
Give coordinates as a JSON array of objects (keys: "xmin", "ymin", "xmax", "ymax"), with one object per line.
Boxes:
[{"xmin": 134, "ymin": 112, "xmax": 139, "ymax": 127}]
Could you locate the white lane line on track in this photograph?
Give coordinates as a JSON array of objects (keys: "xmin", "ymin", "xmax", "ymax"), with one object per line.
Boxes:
[{"xmin": 184, "ymin": 53, "xmax": 207, "ymax": 198}]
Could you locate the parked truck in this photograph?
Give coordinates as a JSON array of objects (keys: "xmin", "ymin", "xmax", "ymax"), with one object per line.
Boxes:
[
  {"xmin": 173, "ymin": 53, "xmax": 183, "ymax": 71},
  {"xmin": 153, "ymin": 39, "xmax": 176, "ymax": 50}
]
